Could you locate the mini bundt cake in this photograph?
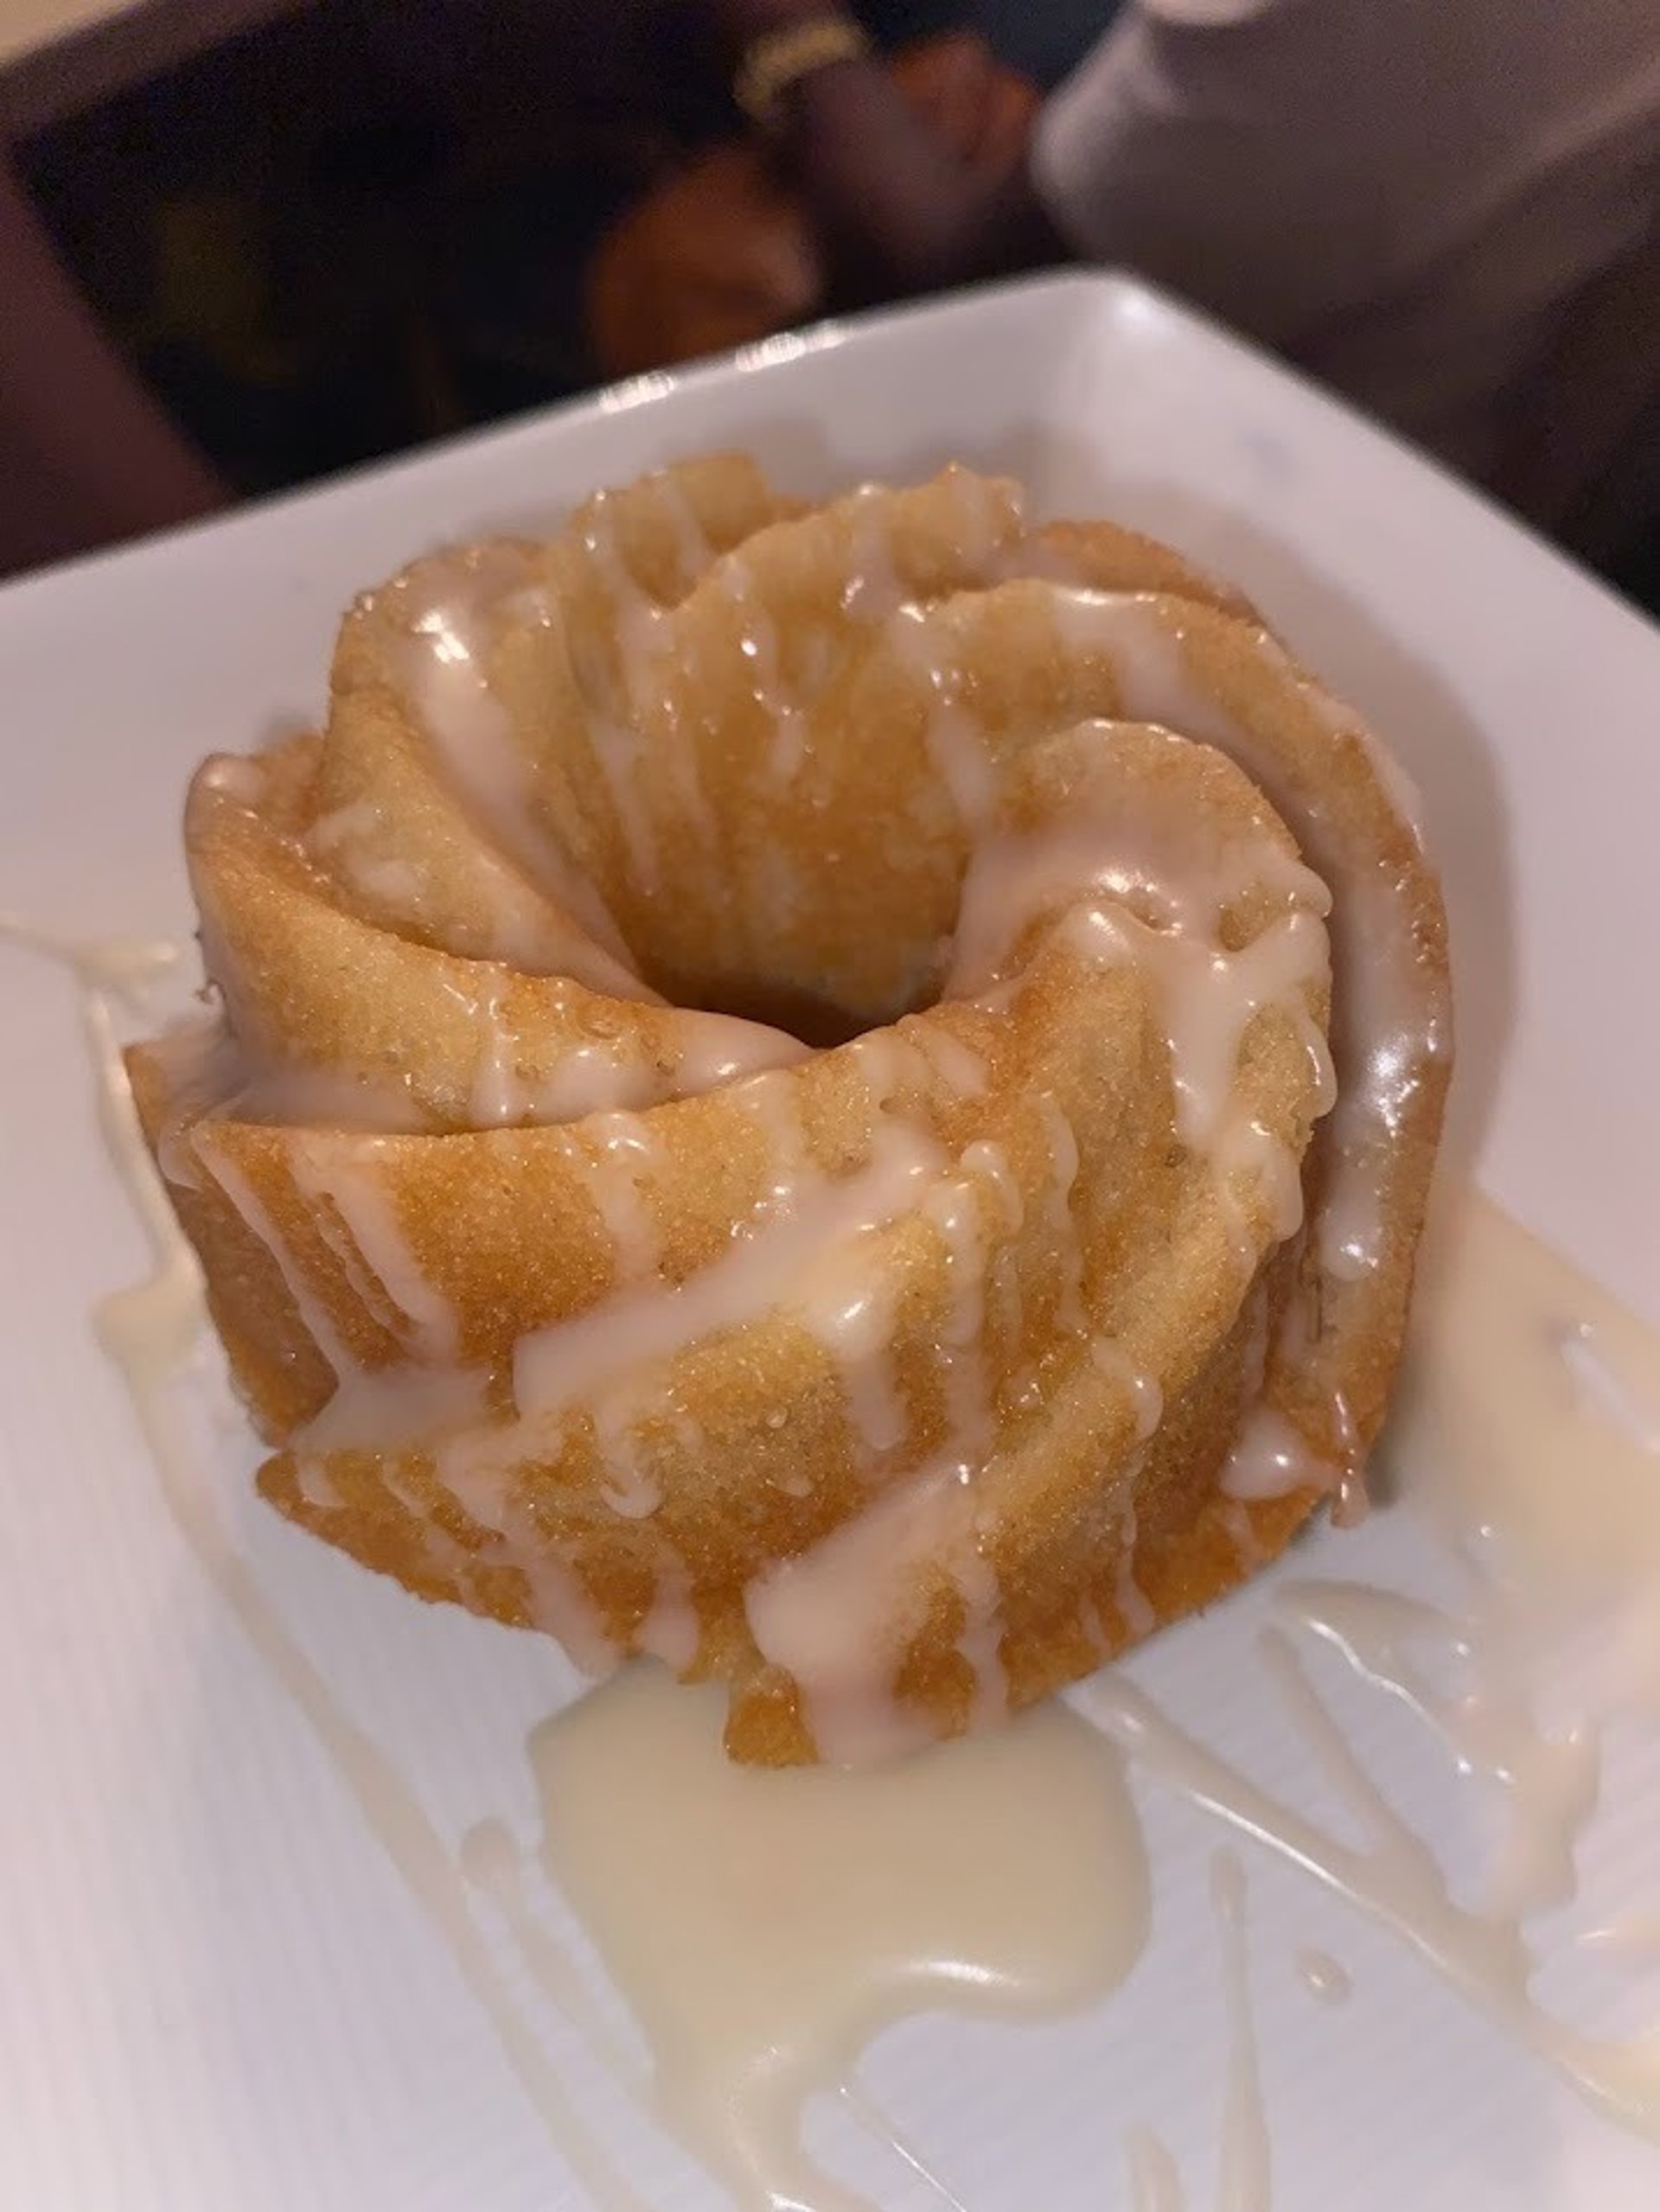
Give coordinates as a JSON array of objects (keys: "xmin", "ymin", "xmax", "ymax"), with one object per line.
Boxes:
[{"xmin": 130, "ymin": 454, "xmax": 1451, "ymax": 1763}]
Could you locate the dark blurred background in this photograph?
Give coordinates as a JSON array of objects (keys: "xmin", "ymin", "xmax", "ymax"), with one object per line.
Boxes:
[
  {"xmin": 16, "ymin": 1, "xmax": 1062, "ymax": 494},
  {"xmin": 4, "ymin": 0, "xmax": 1657, "ymax": 609}
]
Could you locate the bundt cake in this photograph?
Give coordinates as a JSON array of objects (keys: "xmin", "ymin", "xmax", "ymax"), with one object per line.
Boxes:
[{"xmin": 129, "ymin": 454, "xmax": 1451, "ymax": 1763}]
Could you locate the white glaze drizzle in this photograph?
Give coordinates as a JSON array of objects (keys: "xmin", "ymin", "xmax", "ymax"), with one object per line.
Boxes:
[
  {"xmin": 1037, "ymin": 1093, "xmax": 1089, "ymax": 1335},
  {"xmin": 456, "ymin": 1817, "xmax": 639, "ymax": 2081},
  {"xmin": 305, "ymin": 794, "xmax": 381, "ymax": 856},
  {"xmin": 1119, "ymin": 1854, "xmax": 1273, "ymax": 2212},
  {"xmin": 1581, "ymin": 1918, "xmax": 1660, "ymax": 1965},
  {"xmin": 795, "ymin": 1233, "xmax": 910, "ymax": 1457},
  {"xmin": 1093, "ymin": 1337, "xmax": 1165, "ymax": 1441},
  {"xmin": 1114, "ymin": 1501, "xmax": 1157, "ymax": 1639},
  {"xmin": 467, "ymin": 978, "xmax": 526, "ymax": 1126},
  {"xmin": 922, "ymin": 1163, "xmax": 996, "ymax": 1462},
  {"xmin": 1213, "ymin": 1848, "xmax": 1273, "ymax": 2212},
  {"xmin": 285, "ymin": 1134, "xmax": 459, "ymax": 1364},
  {"xmin": 915, "ymin": 1023, "xmax": 990, "ymax": 1099},
  {"xmin": 195, "ymin": 749, "xmax": 271, "ymax": 807},
  {"xmin": 154, "ymin": 989, "xmax": 438, "ymax": 1144},
  {"xmin": 193, "ymin": 1127, "xmax": 359, "ymax": 1386},
  {"xmin": 746, "ymin": 1459, "xmax": 980, "ymax": 1763},
  {"xmin": 578, "ymin": 488, "xmax": 725, "ymax": 877},
  {"xmin": 434, "ymin": 1437, "xmax": 620, "ymax": 1673},
  {"xmin": 308, "ymin": 793, "xmax": 429, "ymax": 911},
  {"xmin": 1217, "ymin": 1498, "xmax": 1267, "ymax": 1571},
  {"xmin": 1044, "ymin": 591, "xmax": 1446, "ymax": 1310},
  {"xmin": 1278, "ymin": 1578, "xmax": 1598, "ymax": 1922},
  {"xmin": 514, "ymin": 1115, "xmax": 942, "ymax": 1428},
  {"xmin": 201, "ymin": 1139, "xmax": 487, "ymax": 1507},
  {"xmin": 667, "ymin": 1006, "xmax": 814, "ymax": 1096},
  {"xmin": 589, "ymin": 1399, "xmax": 663, "ymax": 1522},
  {"xmin": 1389, "ymin": 1186, "xmax": 1660, "ymax": 1684},
  {"xmin": 292, "ymin": 1452, "xmax": 346, "ymax": 1512},
  {"xmin": 719, "ymin": 558, "xmax": 813, "ymax": 780},
  {"xmin": 139, "ymin": 1010, "xmax": 241, "ymax": 1185},
  {"xmin": 1293, "ymin": 1947, "xmax": 1353, "ymax": 2005},
  {"xmin": 635, "ymin": 1559, "xmax": 700, "ymax": 1672},
  {"xmin": 1083, "ymin": 1547, "xmax": 1660, "ymax": 2143},
  {"xmin": 403, "ymin": 1110, "xmax": 955, "ymax": 1648},
  {"xmin": 1063, "ymin": 902, "xmax": 1331, "ymax": 1168},
  {"xmin": 884, "ymin": 602, "xmax": 999, "ymax": 832},
  {"xmin": 1125, "ymin": 2126, "xmax": 1186, "ymax": 2212},
  {"xmin": 953, "ymin": 1543, "xmax": 1009, "ymax": 1734},
  {"xmin": 942, "ymin": 721, "xmax": 1334, "ymax": 1297},
  {"xmin": 835, "ymin": 2084, "xmax": 974, "ymax": 2212},
  {"xmin": 581, "ymin": 1110, "xmax": 663, "ymax": 1282},
  {"xmin": 646, "ymin": 469, "xmax": 712, "ymax": 585},
  {"xmin": 386, "ymin": 556, "xmax": 638, "ymax": 979},
  {"xmin": 1221, "ymin": 1406, "xmax": 1338, "ymax": 1503},
  {"xmin": 838, "ymin": 482, "xmax": 905, "ymax": 622}
]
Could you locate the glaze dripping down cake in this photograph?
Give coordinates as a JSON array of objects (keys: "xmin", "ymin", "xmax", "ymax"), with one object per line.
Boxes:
[{"xmin": 130, "ymin": 456, "xmax": 1451, "ymax": 1764}]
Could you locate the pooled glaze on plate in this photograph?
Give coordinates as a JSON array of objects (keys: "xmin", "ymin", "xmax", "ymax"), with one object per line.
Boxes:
[{"xmin": 9, "ymin": 916, "xmax": 1660, "ymax": 2209}]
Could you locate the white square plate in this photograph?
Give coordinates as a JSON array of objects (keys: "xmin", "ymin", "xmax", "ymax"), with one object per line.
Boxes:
[{"xmin": 3, "ymin": 272, "xmax": 1657, "ymax": 2211}]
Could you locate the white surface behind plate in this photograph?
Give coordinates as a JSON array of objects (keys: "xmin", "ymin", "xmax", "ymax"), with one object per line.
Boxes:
[{"xmin": 2, "ymin": 273, "xmax": 1657, "ymax": 2211}]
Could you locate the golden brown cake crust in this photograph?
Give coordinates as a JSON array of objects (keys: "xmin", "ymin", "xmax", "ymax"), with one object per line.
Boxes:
[{"xmin": 131, "ymin": 456, "xmax": 1450, "ymax": 1764}]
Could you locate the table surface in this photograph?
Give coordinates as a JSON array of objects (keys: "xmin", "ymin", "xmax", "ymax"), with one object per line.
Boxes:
[
  {"xmin": 0, "ymin": 0, "xmax": 134, "ymax": 72},
  {"xmin": 0, "ymin": 0, "xmax": 302, "ymax": 136}
]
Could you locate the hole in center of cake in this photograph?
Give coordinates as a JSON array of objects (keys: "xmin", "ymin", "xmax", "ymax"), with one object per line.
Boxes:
[
  {"xmin": 639, "ymin": 958, "xmax": 940, "ymax": 1050},
  {"xmin": 597, "ymin": 740, "xmax": 962, "ymax": 1045},
  {"xmin": 689, "ymin": 979, "xmax": 880, "ymax": 1050}
]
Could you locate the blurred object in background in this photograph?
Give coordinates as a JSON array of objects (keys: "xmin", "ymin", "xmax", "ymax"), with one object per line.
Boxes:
[
  {"xmin": 861, "ymin": 0, "xmax": 1116, "ymax": 88},
  {"xmin": 675, "ymin": 0, "xmax": 1659, "ymax": 609},
  {"xmin": 15, "ymin": 0, "xmax": 672, "ymax": 508},
  {"xmin": 1491, "ymin": 212, "xmax": 1660, "ymax": 576},
  {"xmin": 586, "ymin": 29, "xmax": 1038, "ymax": 381},
  {"xmin": 586, "ymin": 143, "xmax": 823, "ymax": 385},
  {"xmin": 0, "ymin": 144, "xmax": 224, "ymax": 575}
]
